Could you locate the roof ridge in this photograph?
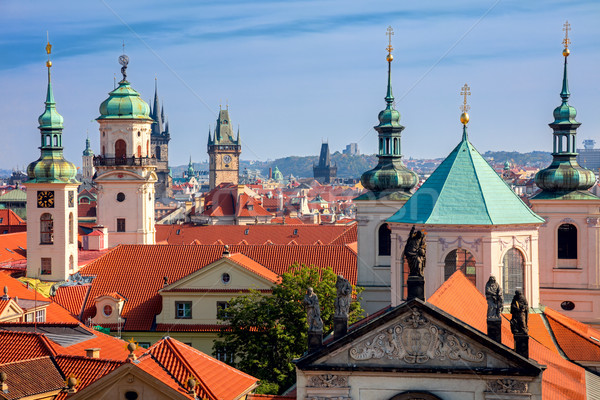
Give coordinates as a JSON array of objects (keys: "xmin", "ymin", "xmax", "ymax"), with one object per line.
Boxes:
[
  {"xmin": 465, "ymin": 137, "xmax": 494, "ymax": 224},
  {"xmin": 546, "ymin": 312, "xmax": 600, "ymax": 348},
  {"xmin": 164, "ymin": 338, "xmax": 218, "ymax": 400}
]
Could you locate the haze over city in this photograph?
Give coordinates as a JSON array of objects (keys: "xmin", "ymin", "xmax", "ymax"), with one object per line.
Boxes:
[{"xmin": 2, "ymin": 0, "xmax": 600, "ymax": 169}]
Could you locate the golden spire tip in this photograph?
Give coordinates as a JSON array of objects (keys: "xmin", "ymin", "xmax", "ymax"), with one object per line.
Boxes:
[{"xmin": 386, "ymin": 26, "xmax": 394, "ymax": 62}]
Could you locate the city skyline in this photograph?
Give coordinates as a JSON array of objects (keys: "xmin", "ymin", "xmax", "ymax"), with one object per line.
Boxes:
[{"xmin": 2, "ymin": 0, "xmax": 600, "ymax": 169}]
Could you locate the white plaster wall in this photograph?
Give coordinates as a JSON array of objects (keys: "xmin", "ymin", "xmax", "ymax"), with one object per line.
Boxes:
[
  {"xmin": 390, "ymin": 223, "xmax": 540, "ymax": 307},
  {"xmin": 95, "ymin": 172, "xmax": 156, "ymax": 246},
  {"xmin": 531, "ymin": 199, "xmax": 600, "ymax": 324},
  {"xmin": 296, "ymin": 371, "xmax": 541, "ymax": 400},
  {"xmin": 356, "ymin": 198, "xmax": 407, "ymax": 314},
  {"xmin": 98, "ymin": 120, "xmax": 152, "ymax": 158},
  {"xmin": 26, "ymin": 182, "xmax": 79, "ymax": 281}
]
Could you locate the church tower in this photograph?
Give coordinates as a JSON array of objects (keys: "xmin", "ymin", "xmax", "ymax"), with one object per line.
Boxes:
[
  {"xmin": 94, "ymin": 53, "xmax": 157, "ymax": 246},
  {"xmin": 530, "ymin": 22, "xmax": 600, "ymax": 326},
  {"xmin": 208, "ymin": 108, "xmax": 241, "ymax": 190},
  {"xmin": 355, "ymin": 27, "xmax": 419, "ymax": 313},
  {"xmin": 81, "ymin": 136, "xmax": 95, "ymax": 184},
  {"xmin": 150, "ymin": 79, "xmax": 172, "ymax": 200},
  {"xmin": 26, "ymin": 40, "xmax": 80, "ymax": 281}
]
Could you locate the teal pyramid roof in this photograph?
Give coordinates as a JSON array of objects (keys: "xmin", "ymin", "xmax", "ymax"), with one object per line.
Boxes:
[{"xmin": 388, "ymin": 127, "xmax": 544, "ymax": 225}]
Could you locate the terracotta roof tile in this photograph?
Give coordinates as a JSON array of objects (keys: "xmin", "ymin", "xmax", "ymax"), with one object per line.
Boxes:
[
  {"xmin": 0, "ymin": 272, "xmax": 79, "ymax": 324},
  {"xmin": 53, "ymin": 355, "xmax": 123, "ymax": 400},
  {"xmin": 154, "ymin": 324, "xmax": 226, "ymax": 333},
  {"xmin": 228, "ymin": 253, "xmax": 280, "ymax": 283},
  {"xmin": 0, "ymin": 232, "xmax": 27, "ymax": 264},
  {"xmin": 79, "ymin": 244, "xmax": 356, "ymax": 331},
  {"xmin": 0, "ymin": 331, "xmax": 55, "ymax": 363},
  {"xmin": 545, "ymin": 307, "xmax": 600, "ymax": 362},
  {"xmin": 52, "ymin": 285, "xmax": 91, "ymax": 319},
  {"xmin": 0, "ymin": 357, "xmax": 64, "ymax": 400},
  {"xmin": 156, "ymin": 223, "xmax": 356, "ymax": 246},
  {"xmin": 428, "ymin": 271, "xmax": 586, "ymax": 400},
  {"xmin": 148, "ymin": 337, "xmax": 257, "ymax": 400}
]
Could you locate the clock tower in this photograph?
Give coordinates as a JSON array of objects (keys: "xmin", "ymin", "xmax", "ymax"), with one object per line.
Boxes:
[
  {"xmin": 208, "ymin": 108, "xmax": 241, "ymax": 190},
  {"xmin": 26, "ymin": 40, "xmax": 80, "ymax": 281},
  {"xmin": 94, "ymin": 53, "xmax": 157, "ymax": 246}
]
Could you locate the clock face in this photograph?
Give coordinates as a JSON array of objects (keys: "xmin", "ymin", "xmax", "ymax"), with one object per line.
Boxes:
[
  {"xmin": 223, "ymin": 155, "xmax": 232, "ymax": 164},
  {"xmin": 37, "ymin": 191, "xmax": 55, "ymax": 208}
]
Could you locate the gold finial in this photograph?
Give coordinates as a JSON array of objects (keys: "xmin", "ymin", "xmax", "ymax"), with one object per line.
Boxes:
[
  {"xmin": 386, "ymin": 26, "xmax": 394, "ymax": 62},
  {"xmin": 45, "ymin": 31, "xmax": 52, "ymax": 68},
  {"xmin": 460, "ymin": 83, "xmax": 471, "ymax": 125},
  {"xmin": 562, "ymin": 20, "xmax": 571, "ymax": 57}
]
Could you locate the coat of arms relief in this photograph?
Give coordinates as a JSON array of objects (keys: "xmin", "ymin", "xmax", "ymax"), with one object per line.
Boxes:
[{"xmin": 349, "ymin": 310, "xmax": 485, "ymax": 364}]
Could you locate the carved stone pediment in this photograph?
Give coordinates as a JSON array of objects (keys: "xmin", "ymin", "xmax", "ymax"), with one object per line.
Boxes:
[{"xmin": 349, "ymin": 309, "xmax": 485, "ymax": 365}]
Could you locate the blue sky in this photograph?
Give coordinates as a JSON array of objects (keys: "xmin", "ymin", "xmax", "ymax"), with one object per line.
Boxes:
[{"xmin": 2, "ymin": 0, "xmax": 600, "ymax": 169}]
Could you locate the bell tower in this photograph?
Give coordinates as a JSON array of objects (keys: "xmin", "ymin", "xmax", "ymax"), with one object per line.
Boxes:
[
  {"xmin": 355, "ymin": 27, "xmax": 419, "ymax": 313},
  {"xmin": 208, "ymin": 108, "xmax": 241, "ymax": 190},
  {"xmin": 94, "ymin": 53, "xmax": 157, "ymax": 246},
  {"xmin": 26, "ymin": 39, "xmax": 80, "ymax": 281}
]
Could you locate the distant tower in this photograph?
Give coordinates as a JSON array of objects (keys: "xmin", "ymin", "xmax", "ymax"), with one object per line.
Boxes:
[
  {"xmin": 530, "ymin": 22, "xmax": 600, "ymax": 325},
  {"xmin": 81, "ymin": 136, "xmax": 95, "ymax": 184},
  {"xmin": 208, "ymin": 108, "xmax": 241, "ymax": 190},
  {"xmin": 185, "ymin": 156, "xmax": 195, "ymax": 179},
  {"xmin": 26, "ymin": 40, "xmax": 80, "ymax": 281},
  {"xmin": 354, "ymin": 27, "xmax": 419, "ymax": 313},
  {"xmin": 150, "ymin": 79, "xmax": 172, "ymax": 199},
  {"xmin": 94, "ymin": 53, "xmax": 157, "ymax": 246},
  {"xmin": 313, "ymin": 143, "xmax": 337, "ymax": 184}
]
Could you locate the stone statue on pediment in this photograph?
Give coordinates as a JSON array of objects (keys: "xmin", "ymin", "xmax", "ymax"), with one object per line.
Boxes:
[
  {"xmin": 304, "ymin": 287, "xmax": 323, "ymax": 333},
  {"xmin": 485, "ymin": 276, "xmax": 503, "ymax": 320},
  {"xmin": 404, "ymin": 225, "xmax": 427, "ymax": 277},
  {"xmin": 510, "ymin": 290, "xmax": 528, "ymax": 335}
]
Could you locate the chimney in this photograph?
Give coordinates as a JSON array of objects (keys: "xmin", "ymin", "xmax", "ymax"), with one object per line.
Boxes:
[
  {"xmin": 268, "ymin": 167, "xmax": 272, "ymax": 179},
  {"xmin": 85, "ymin": 348, "xmax": 100, "ymax": 358},
  {"xmin": 163, "ymin": 276, "xmax": 169, "ymax": 287}
]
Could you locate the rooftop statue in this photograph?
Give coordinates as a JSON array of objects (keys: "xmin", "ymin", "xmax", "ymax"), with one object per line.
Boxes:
[
  {"xmin": 304, "ymin": 287, "xmax": 323, "ymax": 333},
  {"xmin": 404, "ymin": 225, "xmax": 427, "ymax": 277},
  {"xmin": 510, "ymin": 290, "xmax": 529, "ymax": 335},
  {"xmin": 334, "ymin": 275, "xmax": 352, "ymax": 318},
  {"xmin": 485, "ymin": 276, "xmax": 503, "ymax": 320}
]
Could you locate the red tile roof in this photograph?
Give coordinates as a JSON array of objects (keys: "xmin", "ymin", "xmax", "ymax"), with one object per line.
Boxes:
[
  {"xmin": 0, "ymin": 331, "xmax": 56, "ymax": 363},
  {"xmin": 52, "ymin": 285, "xmax": 91, "ymax": 319},
  {"xmin": 0, "ymin": 232, "xmax": 27, "ymax": 264},
  {"xmin": 270, "ymin": 217, "xmax": 304, "ymax": 225},
  {"xmin": 228, "ymin": 253, "xmax": 280, "ymax": 283},
  {"xmin": 53, "ymin": 355, "xmax": 123, "ymax": 400},
  {"xmin": 428, "ymin": 271, "xmax": 586, "ymax": 400},
  {"xmin": 156, "ymin": 223, "xmax": 357, "ymax": 246},
  {"xmin": 545, "ymin": 307, "xmax": 600, "ymax": 362},
  {"xmin": 147, "ymin": 337, "xmax": 257, "ymax": 400},
  {"xmin": 237, "ymin": 193, "xmax": 273, "ymax": 217},
  {"xmin": 79, "ymin": 244, "xmax": 356, "ymax": 331},
  {"xmin": 0, "ymin": 357, "xmax": 64, "ymax": 400},
  {"xmin": 0, "ymin": 271, "xmax": 79, "ymax": 324}
]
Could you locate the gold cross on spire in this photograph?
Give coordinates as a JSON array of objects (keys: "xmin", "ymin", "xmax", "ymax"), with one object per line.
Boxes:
[
  {"xmin": 386, "ymin": 26, "xmax": 394, "ymax": 54},
  {"xmin": 460, "ymin": 83, "xmax": 471, "ymax": 113},
  {"xmin": 563, "ymin": 20, "xmax": 571, "ymax": 49}
]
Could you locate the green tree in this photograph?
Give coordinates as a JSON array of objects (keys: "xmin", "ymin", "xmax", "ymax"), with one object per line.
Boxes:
[{"xmin": 213, "ymin": 264, "xmax": 364, "ymax": 394}]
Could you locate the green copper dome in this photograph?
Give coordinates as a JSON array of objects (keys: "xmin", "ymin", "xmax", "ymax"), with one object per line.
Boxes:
[
  {"xmin": 272, "ymin": 166, "xmax": 284, "ymax": 181},
  {"xmin": 27, "ymin": 153, "xmax": 78, "ymax": 183},
  {"xmin": 98, "ymin": 80, "xmax": 152, "ymax": 120},
  {"xmin": 38, "ymin": 78, "xmax": 64, "ymax": 130},
  {"xmin": 533, "ymin": 50, "xmax": 597, "ymax": 200}
]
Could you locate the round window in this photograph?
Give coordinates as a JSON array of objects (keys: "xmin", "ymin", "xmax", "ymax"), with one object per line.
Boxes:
[
  {"xmin": 103, "ymin": 305, "xmax": 113, "ymax": 317},
  {"xmin": 221, "ymin": 273, "xmax": 231, "ymax": 284},
  {"xmin": 117, "ymin": 192, "xmax": 126, "ymax": 202},
  {"xmin": 561, "ymin": 301, "xmax": 575, "ymax": 311}
]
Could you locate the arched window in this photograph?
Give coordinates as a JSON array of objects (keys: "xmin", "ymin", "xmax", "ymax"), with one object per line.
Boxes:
[
  {"xmin": 378, "ymin": 223, "xmax": 391, "ymax": 256},
  {"xmin": 115, "ymin": 139, "xmax": 126, "ymax": 159},
  {"xmin": 379, "ymin": 138, "xmax": 383, "ymax": 155},
  {"xmin": 102, "ymin": 145, "xmax": 106, "ymax": 156},
  {"xmin": 146, "ymin": 140, "xmax": 149, "ymax": 156},
  {"xmin": 69, "ymin": 255, "xmax": 74, "ymax": 270},
  {"xmin": 444, "ymin": 248, "xmax": 476, "ymax": 285},
  {"xmin": 155, "ymin": 146, "xmax": 161, "ymax": 159},
  {"xmin": 137, "ymin": 145, "xmax": 142, "ymax": 158},
  {"xmin": 68, "ymin": 213, "xmax": 74, "ymax": 244},
  {"xmin": 53, "ymin": 135, "xmax": 58, "ymax": 146},
  {"xmin": 40, "ymin": 213, "xmax": 53, "ymax": 244},
  {"xmin": 45, "ymin": 135, "xmax": 51, "ymax": 146},
  {"xmin": 558, "ymin": 223, "xmax": 577, "ymax": 259},
  {"xmin": 503, "ymin": 248, "xmax": 525, "ymax": 302}
]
